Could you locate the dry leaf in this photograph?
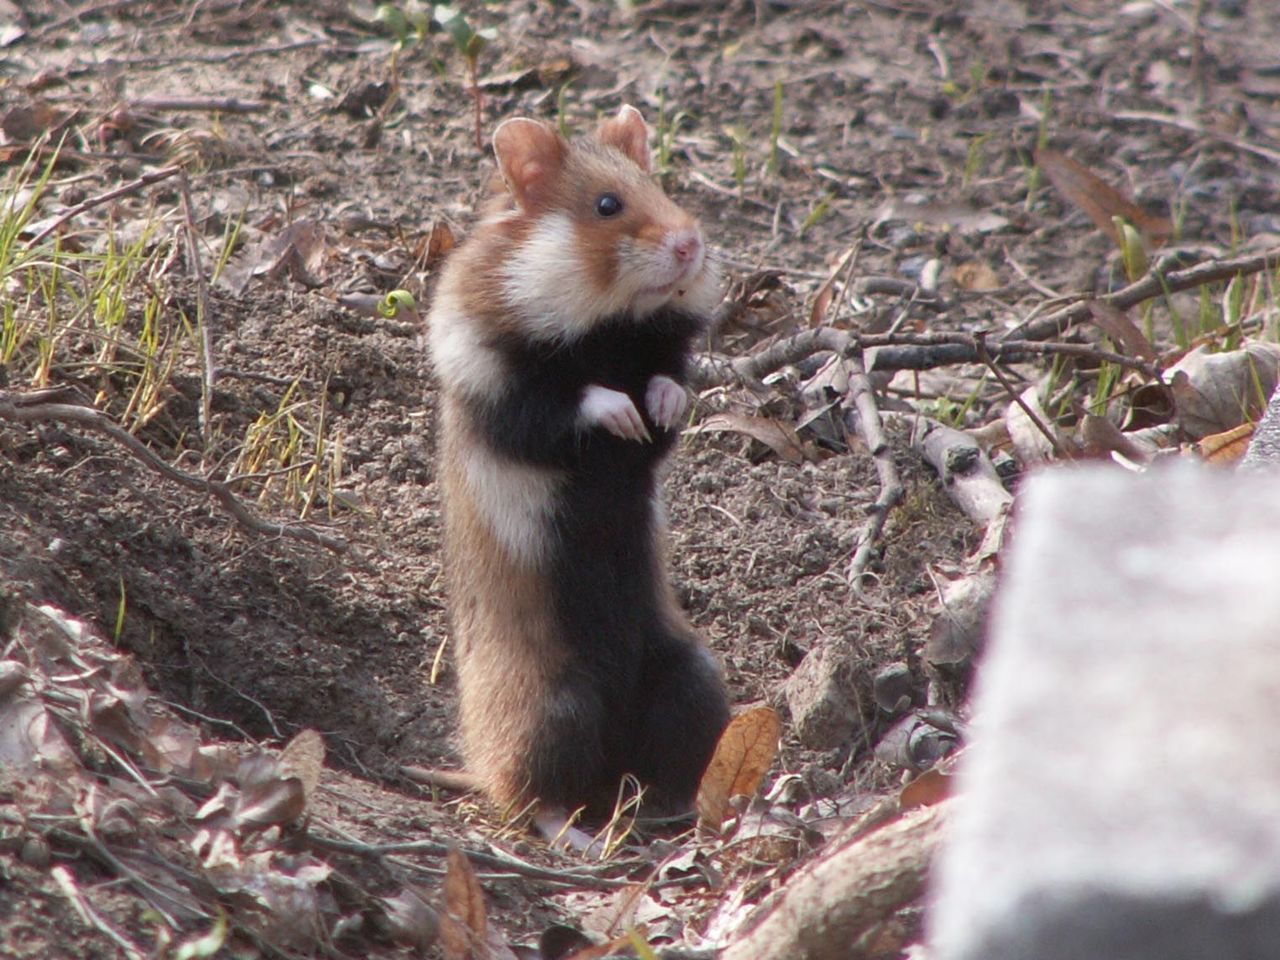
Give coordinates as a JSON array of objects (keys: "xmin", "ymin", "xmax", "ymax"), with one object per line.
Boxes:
[
  {"xmin": 696, "ymin": 706, "xmax": 781, "ymax": 830},
  {"xmin": 1167, "ymin": 342, "xmax": 1280, "ymax": 439},
  {"xmin": 1079, "ymin": 413, "xmax": 1154, "ymax": 465},
  {"xmin": 217, "ymin": 219, "xmax": 328, "ymax": 295},
  {"xmin": 379, "ymin": 887, "xmax": 440, "ymax": 950},
  {"xmin": 539, "ymin": 925, "xmax": 595, "ymax": 960},
  {"xmin": 1004, "ymin": 383, "xmax": 1058, "ymax": 466},
  {"xmin": 899, "ymin": 767, "xmax": 954, "ymax": 809},
  {"xmin": 952, "ymin": 261, "xmax": 1001, "ymax": 291},
  {"xmin": 234, "ymin": 776, "xmax": 306, "ymax": 830},
  {"xmin": 440, "ymin": 847, "xmax": 489, "ymax": 960},
  {"xmin": 873, "ymin": 198, "xmax": 1008, "ymax": 234},
  {"xmin": 565, "ymin": 932, "xmax": 646, "ymax": 959},
  {"xmin": 693, "ymin": 412, "xmax": 811, "ymax": 463},
  {"xmin": 0, "ymin": 696, "xmax": 77, "ymax": 773},
  {"xmin": 0, "ymin": 660, "xmax": 27, "ymax": 699},
  {"xmin": 1086, "ymin": 300, "xmax": 1156, "ymax": 360},
  {"xmin": 1196, "ymin": 422, "xmax": 1255, "ymax": 464},
  {"xmin": 414, "ymin": 220, "xmax": 457, "ymax": 266},
  {"xmin": 1, "ymin": 100, "xmax": 63, "ymax": 142},
  {"xmin": 808, "ymin": 245, "xmax": 858, "ymax": 327},
  {"xmin": 1035, "ymin": 148, "xmax": 1172, "ymax": 245},
  {"xmin": 279, "ymin": 728, "xmax": 325, "ymax": 804}
]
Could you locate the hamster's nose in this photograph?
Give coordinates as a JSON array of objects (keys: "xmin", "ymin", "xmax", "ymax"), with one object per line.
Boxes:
[{"xmin": 672, "ymin": 230, "xmax": 702, "ymax": 264}]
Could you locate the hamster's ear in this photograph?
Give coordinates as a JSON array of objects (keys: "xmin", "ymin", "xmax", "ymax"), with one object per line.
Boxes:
[
  {"xmin": 596, "ymin": 104, "xmax": 650, "ymax": 173},
  {"xmin": 493, "ymin": 118, "xmax": 566, "ymax": 211}
]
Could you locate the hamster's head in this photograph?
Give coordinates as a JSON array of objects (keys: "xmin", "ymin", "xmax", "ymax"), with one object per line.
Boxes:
[{"xmin": 493, "ymin": 105, "xmax": 722, "ymax": 340}]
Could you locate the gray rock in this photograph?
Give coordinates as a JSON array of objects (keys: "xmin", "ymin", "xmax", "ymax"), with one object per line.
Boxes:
[
  {"xmin": 1242, "ymin": 386, "xmax": 1280, "ymax": 469},
  {"xmin": 929, "ymin": 462, "xmax": 1280, "ymax": 960},
  {"xmin": 783, "ymin": 641, "xmax": 867, "ymax": 749}
]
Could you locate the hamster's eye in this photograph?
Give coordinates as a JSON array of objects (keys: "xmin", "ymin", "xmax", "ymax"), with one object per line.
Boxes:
[{"xmin": 595, "ymin": 193, "xmax": 624, "ymax": 218}]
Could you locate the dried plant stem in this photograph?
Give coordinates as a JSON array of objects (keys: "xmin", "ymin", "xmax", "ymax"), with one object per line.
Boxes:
[
  {"xmin": 973, "ymin": 338, "xmax": 1065, "ymax": 458},
  {"xmin": 52, "ymin": 865, "xmax": 148, "ymax": 960},
  {"xmin": 176, "ymin": 170, "xmax": 216, "ymax": 448},
  {"xmin": 0, "ymin": 392, "xmax": 348, "ymax": 552},
  {"xmin": 309, "ymin": 831, "xmax": 630, "ymax": 891}
]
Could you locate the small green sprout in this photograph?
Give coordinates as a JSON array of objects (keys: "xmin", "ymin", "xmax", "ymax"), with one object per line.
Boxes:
[
  {"xmin": 379, "ymin": 289, "xmax": 418, "ymax": 319},
  {"xmin": 374, "ymin": 2, "xmax": 430, "ymax": 48}
]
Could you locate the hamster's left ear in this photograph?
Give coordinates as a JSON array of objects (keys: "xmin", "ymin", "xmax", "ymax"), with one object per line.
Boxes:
[{"xmin": 596, "ymin": 104, "xmax": 651, "ymax": 173}]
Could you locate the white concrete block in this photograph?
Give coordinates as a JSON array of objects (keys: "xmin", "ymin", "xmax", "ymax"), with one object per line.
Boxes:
[{"xmin": 929, "ymin": 462, "xmax": 1280, "ymax": 960}]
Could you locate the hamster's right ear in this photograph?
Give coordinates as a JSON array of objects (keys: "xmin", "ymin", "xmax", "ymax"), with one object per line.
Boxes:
[{"xmin": 493, "ymin": 118, "xmax": 566, "ymax": 212}]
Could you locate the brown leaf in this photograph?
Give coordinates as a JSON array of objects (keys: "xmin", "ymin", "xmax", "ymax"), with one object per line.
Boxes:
[
  {"xmin": 137, "ymin": 715, "xmax": 202, "ymax": 775},
  {"xmin": 808, "ymin": 245, "xmax": 858, "ymax": 327},
  {"xmin": 1196, "ymin": 422, "xmax": 1255, "ymax": 465},
  {"xmin": 1, "ymin": 100, "xmax": 63, "ymax": 142},
  {"xmin": 233, "ymin": 776, "xmax": 306, "ymax": 831},
  {"xmin": 696, "ymin": 706, "xmax": 781, "ymax": 830},
  {"xmin": 413, "ymin": 220, "xmax": 457, "ymax": 267},
  {"xmin": 0, "ymin": 660, "xmax": 27, "ymax": 699},
  {"xmin": 279, "ymin": 728, "xmax": 325, "ymax": 805},
  {"xmin": 1085, "ymin": 300, "xmax": 1156, "ymax": 360},
  {"xmin": 899, "ymin": 767, "xmax": 954, "ymax": 810},
  {"xmin": 440, "ymin": 847, "xmax": 489, "ymax": 960},
  {"xmin": 1035, "ymin": 148, "xmax": 1172, "ymax": 245},
  {"xmin": 565, "ymin": 932, "xmax": 646, "ymax": 959},
  {"xmin": 693, "ymin": 412, "xmax": 811, "ymax": 464},
  {"xmin": 952, "ymin": 261, "xmax": 1001, "ymax": 291},
  {"xmin": 1078, "ymin": 413, "xmax": 1154, "ymax": 465}
]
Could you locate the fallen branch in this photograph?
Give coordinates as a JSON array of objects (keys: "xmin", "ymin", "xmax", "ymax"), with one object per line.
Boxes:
[
  {"xmin": 720, "ymin": 802, "xmax": 949, "ymax": 960},
  {"xmin": 1113, "ymin": 109, "xmax": 1280, "ymax": 167},
  {"xmin": 697, "ymin": 250, "xmax": 1280, "ymax": 388},
  {"xmin": 909, "ymin": 416, "xmax": 1012, "ymax": 531},
  {"xmin": 692, "ymin": 328, "xmax": 1161, "ymax": 389},
  {"xmin": 1009, "ymin": 247, "xmax": 1280, "ymax": 342},
  {"xmin": 0, "ymin": 391, "xmax": 348, "ymax": 553},
  {"xmin": 844, "ymin": 350, "xmax": 904, "ymax": 589}
]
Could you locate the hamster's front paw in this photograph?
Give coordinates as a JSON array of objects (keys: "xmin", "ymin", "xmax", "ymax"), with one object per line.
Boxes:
[
  {"xmin": 578, "ymin": 384, "xmax": 652, "ymax": 442},
  {"xmin": 645, "ymin": 375, "xmax": 688, "ymax": 430}
]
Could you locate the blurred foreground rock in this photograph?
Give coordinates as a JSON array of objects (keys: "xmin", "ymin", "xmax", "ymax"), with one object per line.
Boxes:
[{"xmin": 929, "ymin": 462, "xmax": 1280, "ymax": 960}]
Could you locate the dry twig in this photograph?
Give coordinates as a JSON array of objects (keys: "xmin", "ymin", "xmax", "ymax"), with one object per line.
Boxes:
[
  {"xmin": 973, "ymin": 337, "xmax": 1065, "ymax": 458},
  {"xmin": 844, "ymin": 350, "xmax": 904, "ymax": 589},
  {"xmin": 24, "ymin": 165, "xmax": 182, "ymax": 249},
  {"xmin": 0, "ymin": 391, "xmax": 348, "ymax": 552},
  {"xmin": 127, "ymin": 96, "xmax": 268, "ymax": 114},
  {"xmin": 1008, "ymin": 247, "xmax": 1280, "ymax": 342}
]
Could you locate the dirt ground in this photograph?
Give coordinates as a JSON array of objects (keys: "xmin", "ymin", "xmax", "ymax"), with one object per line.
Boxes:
[{"xmin": 2, "ymin": 0, "xmax": 1277, "ymax": 956}]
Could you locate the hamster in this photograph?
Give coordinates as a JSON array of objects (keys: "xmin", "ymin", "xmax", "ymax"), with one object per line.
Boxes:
[{"xmin": 426, "ymin": 104, "xmax": 730, "ymax": 825}]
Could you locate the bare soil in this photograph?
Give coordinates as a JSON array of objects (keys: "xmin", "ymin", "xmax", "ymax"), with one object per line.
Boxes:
[{"xmin": 1, "ymin": 0, "xmax": 1276, "ymax": 956}]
